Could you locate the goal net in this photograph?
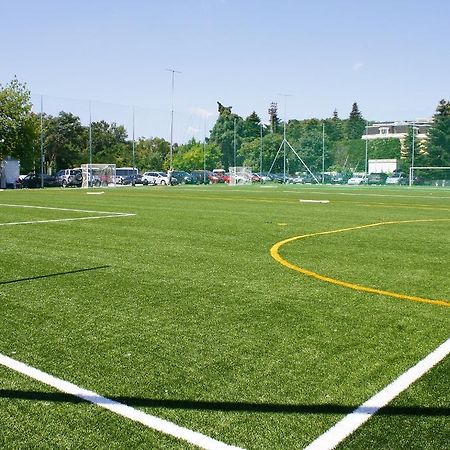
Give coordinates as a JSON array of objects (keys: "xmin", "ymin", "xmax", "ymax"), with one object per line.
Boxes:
[
  {"xmin": 81, "ymin": 164, "xmax": 116, "ymax": 188},
  {"xmin": 409, "ymin": 166, "xmax": 450, "ymax": 187},
  {"xmin": 229, "ymin": 167, "xmax": 253, "ymax": 186}
]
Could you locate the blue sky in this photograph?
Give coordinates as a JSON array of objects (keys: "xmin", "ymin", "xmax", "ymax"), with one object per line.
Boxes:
[{"xmin": 2, "ymin": 0, "xmax": 449, "ymax": 142}]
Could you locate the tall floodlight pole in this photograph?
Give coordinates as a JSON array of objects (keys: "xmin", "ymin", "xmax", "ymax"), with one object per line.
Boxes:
[
  {"xmin": 260, "ymin": 123, "xmax": 263, "ymax": 179},
  {"xmin": 203, "ymin": 119, "xmax": 207, "ymax": 175},
  {"xmin": 322, "ymin": 122, "xmax": 325, "ymax": 184},
  {"xmin": 40, "ymin": 95, "xmax": 44, "ymax": 188},
  {"xmin": 166, "ymin": 68, "xmax": 181, "ymax": 170},
  {"xmin": 132, "ymin": 106, "xmax": 136, "ymax": 184},
  {"xmin": 365, "ymin": 121, "xmax": 369, "ymax": 180},
  {"xmin": 410, "ymin": 121, "xmax": 416, "ymax": 187},
  {"xmin": 233, "ymin": 118, "xmax": 237, "ymax": 169},
  {"xmin": 89, "ymin": 101, "xmax": 92, "ymax": 187}
]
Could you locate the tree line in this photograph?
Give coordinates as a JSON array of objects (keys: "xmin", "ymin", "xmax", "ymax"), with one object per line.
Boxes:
[{"xmin": 1, "ymin": 78, "xmax": 449, "ymax": 175}]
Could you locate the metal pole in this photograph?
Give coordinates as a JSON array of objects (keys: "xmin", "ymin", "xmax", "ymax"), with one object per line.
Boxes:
[
  {"xmin": 410, "ymin": 121, "xmax": 415, "ymax": 186},
  {"xmin": 322, "ymin": 122, "xmax": 325, "ymax": 184},
  {"xmin": 283, "ymin": 102, "xmax": 286, "ymax": 183},
  {"xmin": 40, "ymin": 95, "xmax": 44, "ymax": 188},
  {"xmin": 89, "ymin": 101, "xmax": 92, "ymax": 187},
  {"xmin": 278, "ymin": 93, "xmax": 291, "ymax": 183},
  {"xmin": 203, "ymin": 119, "xmax": 206, "ymax": 175},
  {"xmin": 365, "ymin": 121, "xmax": 369, "ymax": 181},
  {"xmin": 132, "ymin": 106, "xmax": 136, "ymax": 185},
  {"xmin": 260, "ymin": 123, "xmax": 263, "ymax": 179},
  {"xmin": 166, "ymin": 68, "xmax": 181, "ymax": 170},
  {"xmin": 233, "ymin": 118, "xmax": 237, "ymax": 169}
]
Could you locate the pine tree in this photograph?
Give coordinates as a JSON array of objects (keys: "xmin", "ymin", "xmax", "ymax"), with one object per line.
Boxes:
[
  {"xmin": 346, "ymin": 102, "xmax": 366, "ymax": 139},
  {"xmin": 427, "ymin": 99, "xmax": 450, "ymax": 170}
]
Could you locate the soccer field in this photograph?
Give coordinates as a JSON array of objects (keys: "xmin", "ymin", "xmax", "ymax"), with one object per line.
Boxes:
[{"xmin": 1, "ymin": 184, "xmax": 449, "ymax": 449}]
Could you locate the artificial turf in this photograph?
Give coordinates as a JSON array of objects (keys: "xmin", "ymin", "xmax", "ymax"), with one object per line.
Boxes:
[{"xmin": 0, "ymin": 183, "xmax": 449, "ymax": 449}]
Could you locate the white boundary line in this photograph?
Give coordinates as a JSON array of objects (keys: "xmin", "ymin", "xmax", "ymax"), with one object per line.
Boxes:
[
  {"xmin": 304, "ymin": 337, "xmax": 450, "ymax": 450},
  {"xmin": 0, "ymin": 203, "xmax": 135, "ymax": 226},
  {"xmin": 0, "ymin": 353, "xmax": 242, "ymax": 450}
]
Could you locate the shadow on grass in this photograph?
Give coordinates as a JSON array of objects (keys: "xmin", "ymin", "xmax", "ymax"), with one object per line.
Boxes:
[
  {"xmin": 0, "ymin": 390, "xmax": 448, "ymax": 416},
  {"xmin": 0, "ymin": 266, "xmax": 110, "ymax": 285}
]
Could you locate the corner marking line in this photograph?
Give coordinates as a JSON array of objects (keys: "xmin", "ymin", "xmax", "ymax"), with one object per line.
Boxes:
[
  {"xmin": 0, "ymin": 203, "xmax": 135, "ymax": 226},
  {"xmin": 304, "ymin": 337, "xmax": 450, "ymax": 450},
  {"xmin": 0, "ymin": 353, "xmax": 242, "ymax": 450}
]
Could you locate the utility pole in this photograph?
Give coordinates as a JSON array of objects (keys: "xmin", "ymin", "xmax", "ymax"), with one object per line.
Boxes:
[{"xmin": 166, "ymin": 68, "xmax": 181, "ymax": 169}]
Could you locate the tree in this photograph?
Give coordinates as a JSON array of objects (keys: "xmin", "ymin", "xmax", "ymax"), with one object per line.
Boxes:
[
  {"xmin": 172, "ymin": 138, "xmax": 222, "ymax": 171},
  {"xmin": 135, "ymin": 137, "xmax": 170, "ymax": 170},
  {"xmin": 346, "ymin": 102, "xmax": 366, "ymax": 139},
  {"xmin": 324, "ymin": 110, "xmax": 343, "ymax": 142},
  {"xmin": 0, "ymin": 78, "xmax": 39, "ymax": 171},
  {"xmin": 41, "ymin": 111, "xmax": 86, "ymax": 171},
  {"xmin": 89, "ymin": 120, "xmax": 129, "ymax": 164},
  {"xmin": 426, "ymin": 99, "xmax": 450, "ymax": 171},
  {"xmin": 242, "ymin": 111, "xmax": 261, "ymax": 141},
  {"xmin": 209, "ymin": 112, "xmax": 243, "ymax": 169}
]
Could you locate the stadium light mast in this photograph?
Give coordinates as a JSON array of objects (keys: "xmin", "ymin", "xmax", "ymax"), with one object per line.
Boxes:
[
  {"xmin": 322, "ymin": 122, "xmax": 325, "ymax": 184},
  {"xmin": 260, "ymin": 122, "xmax": 263, "ymax": 179},
  {"xmin": 365, "ymin": 121, "xmax": 369, "ymax": 179},
  {"xmin": 166, "ymin": 68, "xmax": 181, "ymax": 170},
  {"xmin": 89, "ymin": 101, "xmax": 93, "ymax": 187},
  {"xmin": 132, "ymin": 106, "xmax": 136, "ymax": 184},
  {"xmin": 40, "ymin": 95, "xmax": 44, "ymax": 188}
]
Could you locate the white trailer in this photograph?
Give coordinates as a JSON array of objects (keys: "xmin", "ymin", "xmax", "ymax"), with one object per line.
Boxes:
[
  {"xmin": 368, "ymin": 159, "xmax": 399, "ymax": 174},
  {"xmin": 0, "ymin": 158, "xmax": 20, "ymax": 188}
]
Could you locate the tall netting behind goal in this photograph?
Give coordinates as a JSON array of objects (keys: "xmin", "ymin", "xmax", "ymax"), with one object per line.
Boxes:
[
  {"xmin": 229, "ymin": 167, "xmax": 253, "ymax": 186},
  {"xmin": 81, "ymin": 164, "xmax": 116, "ymax": 188}
]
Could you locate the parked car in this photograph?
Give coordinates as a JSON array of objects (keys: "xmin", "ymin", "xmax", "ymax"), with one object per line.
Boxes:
[
  {"xmin": 347, "ymin": 175, "xmax": 367, "ymax": 185},
  {"xmin": 367, "ymin": 173, "xmax": 388, "ymax": 185},
  {"xmin": 142, "ymin": 171, "xmax": 170, "ymax": 185},
  {"xmin": 331, "ymin": 173, "xmax": 352, "ymax": 184},
  {"xmin": 385, "ymin": 172, "xmax": 408, "ymax": 185},
  {"xmin": 56, "ymin": 168, "xmax": 83, "ymax": 187},
  {"xmin": 19, "ymin": 172, "xmax": 59, "ymax": 188},
  {"xmin": 122, "ymin": 174, "xmax": 145, "ymax": 185},
  {"xmin": 191, "ymin": 170, "xmax": 219, "ymax": 184},
  {"xmin": 171, "ymin": 171, "xmax": 195, "ymax": 184},
  {"xmin": 302, "ymin": 173, "xmax": 321, "ymax": 184}
]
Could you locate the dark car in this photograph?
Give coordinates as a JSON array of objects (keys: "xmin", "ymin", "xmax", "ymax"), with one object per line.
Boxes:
[
  {"xmin": 20, "ymin": 172, "xmax": 59, "ymax": 188},
  {"xmin": 191, "ymin": 170, "xmax": 219, "ymax": 184},
  {"xmin": 367, "ymin": 173, "xmax": 388, "ymax": 185},
  {"xmin": 122, "ymin": 174, "xmax": 144, "ymax": 185},
  {"xmin": 171, "ymin": 171, "xmax": 195, "ymax": 184},
  {"xmin": 331, "ymin": 173, "xmax": 352, "ymax": 184}
]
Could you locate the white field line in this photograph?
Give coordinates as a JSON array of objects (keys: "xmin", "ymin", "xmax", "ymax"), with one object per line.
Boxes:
[
  {"xmin": 0, "ymin": 203, "xmax": 131, "ymax": 215},
  {"xmin": 0, "ymin": 203, "xmax": 135, "ymax": 226},
  {"xmin": 301, "ymin": 191, "xmax": 450, "ymax": 200},
  {"xmin": 304, "ymin": 337, "xmax": 450, "ymax": 450},
  {"xmin": 0, "ymin": 353, "xmax": 242, "ymax": 450}
]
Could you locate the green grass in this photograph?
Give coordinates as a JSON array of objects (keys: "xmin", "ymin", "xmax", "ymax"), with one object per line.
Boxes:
[{"xmin": 1, "ymin": 184, "xmax": 449, "ymax": 449}]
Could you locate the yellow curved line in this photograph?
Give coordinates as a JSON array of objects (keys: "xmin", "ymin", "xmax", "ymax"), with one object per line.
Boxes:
[{"xmin": 270, "ymin": 219, "xmax": 450, "ymax": 308}]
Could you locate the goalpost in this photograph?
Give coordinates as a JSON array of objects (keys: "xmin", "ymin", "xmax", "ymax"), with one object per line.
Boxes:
[
  {"xmin": 81, "ymin": 164, "xmax": 116, "ymax": 188},
  {"xmin": 409, "ymin": 166, "xmax": 450, "ymax": 187}
]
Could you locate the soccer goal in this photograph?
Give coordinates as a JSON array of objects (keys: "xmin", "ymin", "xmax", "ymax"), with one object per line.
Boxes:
[
  {"xmin": 81, "ymin": 164, "xmax": 116, "ymax": 188},
  {"xmin": 229, "ymin": 167, "xmax": 253, "ymax": 186},
  {"xmin": 409, "ymin": 166, "xmax": 450, "ymax": 187}
]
